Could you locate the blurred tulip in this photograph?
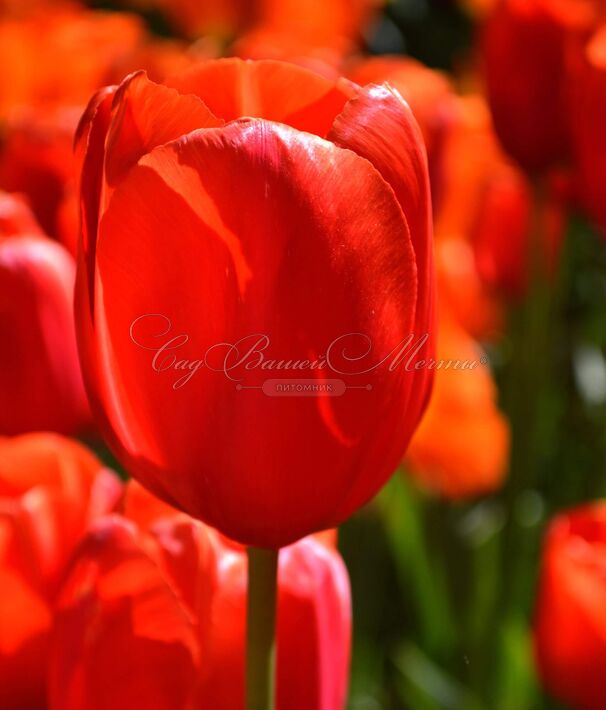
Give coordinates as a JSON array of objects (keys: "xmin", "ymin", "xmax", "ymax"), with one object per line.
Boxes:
[
  {"xmin": 0, "ymin": 0, "xmax": 80, "ymax": 19},
  {"xmin": 534, "ymin": 503, "xmax": 606, "ymax": 710},
  {"xmin": 0, "ymin": 433, "xmax": 122, "ymax": 710},
  {"xmin": 0, "ymin": 190, "xmax": 44, "ymax": 237},
  {"xmin": 49, "ymin": 482, "xmax": 351, "ymax": 710},
  {"xmin": 0, "ymin": 233, "xmax": 90, "ymax": 435},
  {"xmin": 74, "ymin": 59, "xmax": 434, "ymax": 548},
  {"xmin": 481, "ymin": 0, "xmax": 597, "ymax": 172},
  {"xmin": 472, "ymin": 167, "xmax": 567, "ymax": 298},
  {"xmin": 0, "ymin": 30, "xmax": 201, "ymax": 253},
  {"xmin": 254, "ymin": 0, "xmax": 383, "ymax": 47},
  {"xmin": 434, "ymin": 93, "xmax": 565, "ymax": 313},
  {"xmin": 0, "ymin": 11, "xmax": 144, "ymax": 113},
  {"xmin": 436, "ymin": 237, "xmax": 504, "ymax": 340},
  {"xmin": 0, "ymin": 9, "xmax": 199, "ymax": 115},
  {"xmin": 570, "ymin": 24, "xmax": 606, "ymax": 235},
  {"xmin": 432, "ymin": 96, "xmax": 506, "ymax": 338},
  {"xmin": 406, "ymin": 303, "xmax": 509, "ymax": 498},
  {"xmin": 0, "ymin": 107, "xmax": 79, "ymax": 247},
  {"xmin": 145, "ymin": 0, "xmax": 254, "ymax": 39},
  {"xmin": 231, "ymin": 30, "xmax": 344, "ymax": 79}
]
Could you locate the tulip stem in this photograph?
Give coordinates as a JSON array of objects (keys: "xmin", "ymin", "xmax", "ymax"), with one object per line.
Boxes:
[{"xmin": 246, "ymin": 546, "xmax": 279, "ymax": 710}]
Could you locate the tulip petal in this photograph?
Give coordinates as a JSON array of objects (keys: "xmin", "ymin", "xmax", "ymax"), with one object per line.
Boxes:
[
  {"xmin": 165, "ymin": 58, "xmax": 353, "ymax": 137},
  {"xmin": 105, "ymin": 71, "xmax": 224, "ymax": 189},
  {"xmin": 328, "ymin": 83, "xmax": 433, "ymax": 336},
  {"xmin": 90, "ymin": 118, "xmax": 417, "ymax": 547},
  {"xmin": 49, "ymin": 517, "xmax": 199, "ymax": 710},
  {"xmin": 327, "ymin": 83, "xmax": 435, "ymax": 513}
]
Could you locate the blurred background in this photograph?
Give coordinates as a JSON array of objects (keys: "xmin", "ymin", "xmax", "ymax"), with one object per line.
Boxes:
[{"xmin": 2, "ymin": 0, "xmax": 606, "ymax": 709}]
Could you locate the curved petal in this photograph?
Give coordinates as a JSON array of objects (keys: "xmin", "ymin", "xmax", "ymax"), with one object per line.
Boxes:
[
  {"xmin": 327, "ymin": 82, "xmax": 435, "ymax": 508},
  {"xmin": 86, "ymin": 118, "xmax": 418, "ymax": 547},
  {"xmin": 104, "ymin": 71, "xmax": 224, "ymax": 189},
  {"xmin": 165, "ymin": 58, "xmax": 354, "ymax": 137},
  {"xmin": 75, "ymin": 84, "xmax": 117, "ymax": 312}
]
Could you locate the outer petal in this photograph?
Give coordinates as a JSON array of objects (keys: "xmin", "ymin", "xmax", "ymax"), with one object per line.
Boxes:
[
  {"xmin": 327, "ymin": 82, "xmax": 435, "ymax": 507},
  {"xmin": 75, "ymin": 84, "xmax": 117, "ymax": 303},
  {"xmin": 165, "ymin": 58, "xmax": 354, "ymax": 137},
  {"xmin": 83, "ymin": 118, "xmax": 417, "ymax": 547}
]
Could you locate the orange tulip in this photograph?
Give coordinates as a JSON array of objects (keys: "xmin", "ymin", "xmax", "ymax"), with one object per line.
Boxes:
[
  {"xmin": 142, "ymin": 0, "xmax": 382, "ymax": 44},
  {"xmin": 534, "ymin": 503, "xmax": 606, "ymax": 710},
  {"xmin": 254, "ymin": 0, "xmax": 383, "ymax": 47},
  {"xmin": 406, "ymin": 302, "xmax": 509, "ymax": 499},
  {"xmin": 0, "ymin": 11, "xmax": 145, "ymax": 113},
  {"xmin": 0, "ymin": 433, "xmax": 122, "ymax": 710},
  {"xmin": 49, "ymin": 482, "xmax": 351, "ymax": 710}
]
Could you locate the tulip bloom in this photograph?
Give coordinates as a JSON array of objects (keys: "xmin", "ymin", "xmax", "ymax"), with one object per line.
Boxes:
[
  {"xmin": 75, "ymin": 58, "xmax": 434, "ymax": 548},
  {"xmin": 0, "ymin": 108, "xmax": 78, "ymax": 246},
  {"xmin": 570, "ymin": 25, "xmax": 606, "ymax": 235},
  {"xmin": 0, "ymin": 433, "xmax": 122, "ymax": 710},
  {"xmin": 0, "ymin": 191, "xmax": 44, "ymax": 238},
  {"xmin": 481, "ymin": 0, "xmax": 596, "ymax": 172},
  {"xmin": 406, "ymin": 304, "xmax": 509, "ymax": 498},
  {"xmin": 0, "ymin": 233, "xmax": 90, "ymax": 435},
  {"xmin": 534, "ymin": 503, "xmax": 606, "ymax": 710},
  {"xmin": 49, "ymin": 482, "xmax": 351, "ymax": 710}
]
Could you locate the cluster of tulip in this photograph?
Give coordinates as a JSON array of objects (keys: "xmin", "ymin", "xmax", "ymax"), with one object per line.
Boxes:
[{"xmin": 2, "ymin": 0, "xmax": 606, "ymax": 708}]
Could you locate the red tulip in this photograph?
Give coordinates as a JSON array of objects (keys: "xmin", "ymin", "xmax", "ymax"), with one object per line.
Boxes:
[
  {"xmin": 0, "ymin": 190, "xmax": 44, "ymax": 238},
  {"xmin": 74, "ymin": 58, "xmax": 434, "ymax": 548},
  {"xmin": 534, "ymin": 503, "xmax": 606, "ymax": 710},
  {"xmin": 481, "ymin": 0, "xmax": 596, "ymax": 172},
  {"xmin": 570, "ymin": 25, "xmax": 606, "ymax": 234},
  {"xmin": 472, "ymin": 166, "xmax": 567, "ymax": 298},
  {"xmin": 0, "ymin": 108, "xmax": 78, "ymax": 246},
  {"xmin": 0, "ymin": 433, "xmax": 122, "ymax": 710},
  {"xmin": 0, "ymin": 233, "xmax": 91, "ymax": 435},
  {"xmin": 49, "ymin": 482, "xmax": 351, "ymax": 710}
]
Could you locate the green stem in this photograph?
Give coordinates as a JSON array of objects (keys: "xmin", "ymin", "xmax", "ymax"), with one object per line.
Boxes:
[{"xmin": 246, "ymin": 547, "xmax": 279, "ymax": 710}]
